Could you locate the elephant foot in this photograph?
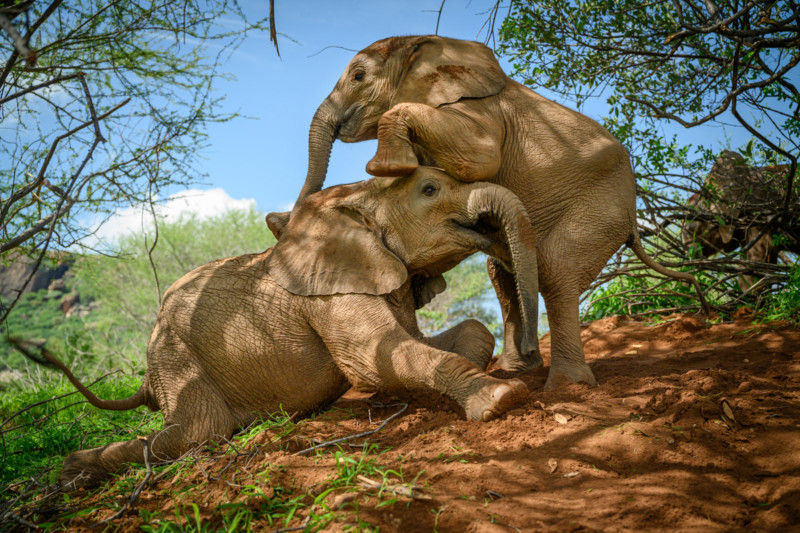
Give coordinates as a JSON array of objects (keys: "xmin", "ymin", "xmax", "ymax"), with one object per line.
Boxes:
[
  {"xmin": 544, "ymin": 362, "xmax": 597, "ymax": 391},
  {"xmin": 465, "ymin": 378, "xmax": 529, "ymax": 421},
  {"xmin": 366, "ymin": 143, "xmax": 419, "ymax": 177},
  {"xmin": 494, "ymin": 349, "xmax": 544, "ymax": 372},
  {"xmin": 60, "ymin": 450, "xmax": 111, "ymax": 491}
]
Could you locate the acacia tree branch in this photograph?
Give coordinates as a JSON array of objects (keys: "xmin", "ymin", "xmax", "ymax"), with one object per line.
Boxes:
[
  {"xmin": 143, "ymin": 157, "xmax": 163, "ymax": 307},
  {"xmin": 0, "ymin": 0, "xmax": 62, "ymax": 88},
  {"xmin": 626, "ymin": 51, "xmax": 800, "ymax": 128},
  {"xmin": 0, "ymin": 73, "xmax": 81, "ymax": 106},
  {"xmin": 0, "ymin": 98, "xmax": 130, "ymax": 245},
  {"xmin": 0, "ymin": 13, "xmax": 35, "ymax": 65}
]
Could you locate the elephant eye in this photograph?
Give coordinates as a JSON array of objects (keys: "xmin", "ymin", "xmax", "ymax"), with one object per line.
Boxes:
[{"xmin": 421, "ymin": 184, "xmax": 438, "ymax": 197}]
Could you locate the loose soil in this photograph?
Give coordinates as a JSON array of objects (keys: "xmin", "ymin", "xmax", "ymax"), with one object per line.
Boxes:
[{"xmin": 28, "ymin": 313, "xmax": 800, "ymax": 531}]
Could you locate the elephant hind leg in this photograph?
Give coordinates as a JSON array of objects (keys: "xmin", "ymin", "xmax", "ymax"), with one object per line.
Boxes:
[
  {"xmin": 424, "ymin": 319, "xmax": 495, "ymax": 371},
  {"xmin": 60, "ymin": 378, "xmax": 238, "ymax": 490},
  {"xmin": 541, "ymin": 290, "xmax": 596, "ymax": 391}
]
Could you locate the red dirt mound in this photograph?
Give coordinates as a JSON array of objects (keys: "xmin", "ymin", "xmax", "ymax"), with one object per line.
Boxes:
[{"xmin": 40, "ymin": 314, "xmax": 800, "ymax": 531}]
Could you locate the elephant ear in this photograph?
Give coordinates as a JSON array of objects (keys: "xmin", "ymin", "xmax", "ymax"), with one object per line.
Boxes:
[
  {"xmin": 267, "ymin": 186, "xmax": 407, "ymax": 296},
  {"xmin": 393, "ymin": 36, "xmax": 506, "ymax": 108},
  {"xmin": 265, "ymin": 211, "xmax": 290, "ymax": 240}
]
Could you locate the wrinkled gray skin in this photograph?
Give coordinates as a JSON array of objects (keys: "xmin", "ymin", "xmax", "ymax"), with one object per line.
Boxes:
[
  {"xmin": 683, "ymin": 151, "xmax": 798, "ymax": 291},
  {"xmin": 51, "ymin": 168, "xmax": 532, "ymax": 490},
  {"xmin": 299, "ymin": 35, "xmax": 708, "ymax": 390}
]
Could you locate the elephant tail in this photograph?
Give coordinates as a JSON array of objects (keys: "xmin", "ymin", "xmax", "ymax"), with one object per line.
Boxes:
[
  {"xmin": 627, "ymin": 228, "xmax": 712, "ymax": 315},
  {"xmin": 8, "ymin": 336, "xmax": 154, "ymax": 411}
]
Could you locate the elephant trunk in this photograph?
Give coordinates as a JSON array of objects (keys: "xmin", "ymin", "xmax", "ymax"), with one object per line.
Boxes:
[
  {"xmin": 298, "ymin": 97, "xmax": 339, "ymax": 204},
  {"xmin": 465, "ymin": 185, "xmax": 540, "ymax": 357}
]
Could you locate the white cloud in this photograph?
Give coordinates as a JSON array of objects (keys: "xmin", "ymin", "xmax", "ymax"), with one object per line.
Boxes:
[{"xmin": 90, "ymin": 188, "xmax": 256, "ymax": 245}]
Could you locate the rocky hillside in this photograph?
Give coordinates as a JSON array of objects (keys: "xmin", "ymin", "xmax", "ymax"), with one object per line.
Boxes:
[
  {"xmin": 0, "ymin": 250, "xmax": 72, "ymax": 300},
  {"xmin": 0, "ymin": 250, "xmax": 91, "ymax": 316}
]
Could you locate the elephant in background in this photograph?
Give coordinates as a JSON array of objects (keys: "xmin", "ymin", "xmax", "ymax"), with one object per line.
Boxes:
[
  {"xmin": 682, "ymin": 151, "xmax": 798, "ymax": 290},
  {"xmin": 41, "ymin": 168, "xmax": 534, "ymax": 489},
  {"xmin": 298, "ymin": 35, "xmax": 707, "ymax": 390}
]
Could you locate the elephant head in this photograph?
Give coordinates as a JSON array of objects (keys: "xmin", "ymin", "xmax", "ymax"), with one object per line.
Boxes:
[
  {"xmin": 298, "ymin": 35, "xmax": 507, "ymax": 203},
  {"xmin": 268, "ymin": 167, "xmax": 539, "ymax": 355}
]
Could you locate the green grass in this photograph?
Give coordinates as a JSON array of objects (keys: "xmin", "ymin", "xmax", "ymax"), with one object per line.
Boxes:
[
  {"xmin": 0, "ymin": 373, "xmax": 160, "ymax": 486},
  {"xmin": 2, "ymin": 396, "xmax": 410, "ymax": 531},
  {"xmin": 0, "ymin": 289, "xmax": 91, "ymax": 376}
]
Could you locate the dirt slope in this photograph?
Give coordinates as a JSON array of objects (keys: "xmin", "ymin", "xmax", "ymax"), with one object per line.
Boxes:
[{"xmin": 53, "ymin": 313, "xmax": 800, "ymax": 532}]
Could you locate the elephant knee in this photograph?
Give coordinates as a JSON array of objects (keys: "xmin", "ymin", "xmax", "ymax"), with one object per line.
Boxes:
[
  {"xmin": 458, "ymin": 319, "xmax": 494, "ymax": 353},
  {"xmin": 452, "ymin": 319, "xmax": 495, "ymax": 370}
]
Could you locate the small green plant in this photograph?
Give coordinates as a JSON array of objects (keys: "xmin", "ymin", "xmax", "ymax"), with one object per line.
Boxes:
[{"xmin": 762, "ymin": 261, "xmax": 800, "ymax": 322}]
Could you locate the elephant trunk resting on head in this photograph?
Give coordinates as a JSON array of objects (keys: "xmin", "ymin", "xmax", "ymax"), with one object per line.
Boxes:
[
  {"xmin": 682, "ymin": 151, "xmax": 798, "ymax": 291},
  {"xmin": 43, "ymin": 168, "xmax": 533, "ymax": 490},
  {"xmin": 298, "ymin": 34, "xmax": 709, "ymax": 390}
]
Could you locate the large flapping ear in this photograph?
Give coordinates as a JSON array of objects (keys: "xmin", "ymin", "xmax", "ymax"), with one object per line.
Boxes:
[
  {"xmin": 267, "ymin": 185, "xmax": 408, "ymax": 296},
  {"xmin": 392, "ymin": 36, "xmax": 507, "ymax": 108}
]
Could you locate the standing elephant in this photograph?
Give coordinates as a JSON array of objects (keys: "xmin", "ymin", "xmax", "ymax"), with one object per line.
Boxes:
[
  {"xmin": 40, "ymin": 168, "xmax": 534, "ymax": 489},
  {"xmin": 297, "ymin": 35, "xmax": 707, "ymax": 390},
  {"xmin": 682, "ymin": 151, "xmax": 797, "ymax": 290}
]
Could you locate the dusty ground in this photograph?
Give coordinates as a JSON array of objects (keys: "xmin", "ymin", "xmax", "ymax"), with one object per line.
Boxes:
[{"xmin": 33, "ymin": 313, "xmax": 800, "ymax": 531}]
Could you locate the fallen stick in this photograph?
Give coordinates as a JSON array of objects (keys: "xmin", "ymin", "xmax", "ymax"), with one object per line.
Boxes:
[{"xmin": 294, "ymin": 403, "xmax": 408, "ymax": 456}]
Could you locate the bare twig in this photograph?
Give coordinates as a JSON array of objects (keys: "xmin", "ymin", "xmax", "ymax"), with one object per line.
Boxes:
[
  {"xmin": 269, "ymin": 0, "xmax": 280, "ymax": 57},
  {"xmin": 435, "ymin": 0, "xmax": 446, "ymax": 35},
  {"xmin": 0, "ymin": 12, "xmax": 36, "ymax": 65},
  {"xmin": 306, "ymin": 45, "xmax": 358, "ymax": 58},
  {"xmin": 89, "ymin": 437, "xmax": 153, "ymax": 528},
  {"xmin": 295, "ymin": 403, "xmax": 408, "ymax": 455},
  {"xmin": 143, "ymin": 155, "xmax": 163, "ymax": 307}
]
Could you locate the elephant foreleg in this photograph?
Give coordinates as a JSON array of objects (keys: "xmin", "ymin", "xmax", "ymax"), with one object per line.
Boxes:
[
  {"xmin": 542, "ymin": 290, "xmax": 596, "ymax": 391},
  {"xmin": 314, "ymin": 297, "xmax": 527, "ymax": 421},
  {"xmin": 366, "ymin": 102, "xmax": 502, "ymax": 182},
  {"xmin": 488, "ymin": 258, "xmax": 543, "ymax": 372}
]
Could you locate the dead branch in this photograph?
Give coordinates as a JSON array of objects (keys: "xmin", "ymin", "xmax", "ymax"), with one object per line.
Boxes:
[
  {"xmin": 269, "ymin": 0, "xmax": 279, "ymax": 57},
  {"xmin": 295, "ymin": 403, "xmax": 408, "ymax": 455},
  {"xmin": 89, "ymin": 437, "xmax": 153, "ymax": 528},
  {"xmin": 0, "ymin": 12, "xmax": 36, "ymax": 65}
]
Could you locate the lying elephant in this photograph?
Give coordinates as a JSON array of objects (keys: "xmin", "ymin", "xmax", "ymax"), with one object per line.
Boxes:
[
  {"xmin": 296, "ymin": 35, "xmax": 708, "ymax": 390},
  {"xmin": 43, "ymin": 168, "xmax": 534, "ymax": 489},
  {"xmin": 682, "ymin": 151, "xmax": 797, "ymax": 290}
]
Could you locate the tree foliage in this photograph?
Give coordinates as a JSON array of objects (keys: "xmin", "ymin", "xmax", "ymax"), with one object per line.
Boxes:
[
  {"xmin": 499, "ymin": 0, "xmax": 800, "ymax": 316},
  {"xmin": 0, "ymin": 0, "xmax": 268, "ymax": 326}
]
